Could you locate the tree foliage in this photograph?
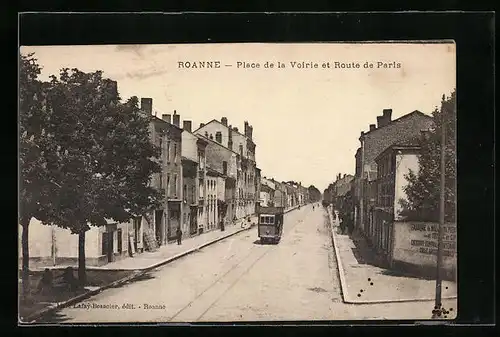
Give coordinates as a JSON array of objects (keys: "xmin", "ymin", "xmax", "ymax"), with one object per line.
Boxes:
[
  {"xmin": 19, "ymin": 52, "xmax": 54, "ymax": 298},
  {"xmin": 21, "ymin": 66, "xmax": 164, "ymax": 283},
  {"xmin": 41, "ymin": 68, "xmax": 163, "ymax": 232},
  {"xmin": 399, "ymin": 89, "xmax": 456, "ymax": 222},
  {"xmin": 19, "ymin": 53, "xmax": 54, "ymax": 226},
  {"xmin": 307, "ymin": 185, "xmax": 322, "ymax": 202}
]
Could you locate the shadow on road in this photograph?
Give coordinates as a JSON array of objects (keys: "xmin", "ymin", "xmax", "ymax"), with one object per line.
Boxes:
[
  {"xmin": 253, "ymin": 239, "xmax": 279, "ymax": 245},
  {"xmin": 36, "ymin": 310, "xmax": 71, "ymax": 324},
  {"xmin": 109, "ymin": 272, "xmax": 156, "ymax": 289}
]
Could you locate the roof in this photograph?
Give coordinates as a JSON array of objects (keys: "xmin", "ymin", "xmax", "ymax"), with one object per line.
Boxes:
[
  {"xmin": 375, "ymin": 137, "xmax": 422, "ymax": 163},
  {"xmin": 194, "ymin": 119, "xmax": 247, "ymax": 138},
  {"xmin": 152, "ymin": 116, "xmax": 182, "ymax": 131},
  {"xmin": 361, "ymin": 110, "xmax": 432, "ymax": 137}
]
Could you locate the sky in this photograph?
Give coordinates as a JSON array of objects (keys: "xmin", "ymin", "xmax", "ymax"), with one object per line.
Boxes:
[{"xmin": 21, "ymin": 43, "xmax": 456, "ymax": 192}]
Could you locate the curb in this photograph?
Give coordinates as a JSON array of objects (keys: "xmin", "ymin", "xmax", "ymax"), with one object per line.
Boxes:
[
  {"xmin": 327, "ymin": 209, "xmax": 457, "ymax": 305},
  {"xmin": 22, "ymin": 224, "xmax": 254, "ymax": 323},
  {"xmin": 22, "ymin": 207, "xmax": 305, "ymax": 323}
]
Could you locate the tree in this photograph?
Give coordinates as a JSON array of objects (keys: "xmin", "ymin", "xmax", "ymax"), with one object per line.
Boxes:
[
  {"xmin": 40, "ymin": 68, "xmax": 162, "ymax": 284},
  {"xmin": 399, "ymin": 89, "xmax": 456, "ymax": 222},
  {"xmin": 307, "ymin": 185, "xmax": 321, "ymax": 202},
  {"xmin": 19, "ymin": 53, "xmax": 57, "ymax": 299}
]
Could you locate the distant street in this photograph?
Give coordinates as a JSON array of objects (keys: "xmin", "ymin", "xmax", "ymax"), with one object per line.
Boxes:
[{"xmin": 43, "ymin": 205, "xmax": 450, "ymax": 323}]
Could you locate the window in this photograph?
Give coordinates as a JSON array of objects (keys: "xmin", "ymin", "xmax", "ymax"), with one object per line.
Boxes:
[
  {"xmin": 223, "ymin": 161, "xmax": 227, "ymax": 175},
  {"xmin": 167, "ymin": 174, "xmax": 171, "ymax": 197},
  {"xmin": 159, "ymin": 174, "xmax": 163, "ymax": 189},
  {"xmin": 159, "ymin": 136, "xmax": 163, "ymax": 157},
  {"xmin": 239, "ymin": 144, "xmax": 243, "ymax": 156},
  {"xmin": 216, "ymin": 131, "xmax": 222, "ymax": 143},
  {"xmin": 183, "ymin": 184, "xmax": 187, "ymax": 200},
  {"xmin": 166, "ymin": 141, "xmax": 171, "ymax": 162},
  {"xmin": 260, "ymin": 215, "xmax": 275, "ymax": 224},
  {"xmin": 174, "ymin": 143, "xmax": 178, "ymax": 162},
  {"xmin": 173, "ymin": 174, "xmax": 178, "ymax": 197}
]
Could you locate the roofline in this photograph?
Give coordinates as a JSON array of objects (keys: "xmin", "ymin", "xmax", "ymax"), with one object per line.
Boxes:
[
  {"xmin": 375, "ymin": 144, "xmax": 422, "ymax": 163},
  {"xmin": 152, "ymin": 116, "xmax": 183, "ymax": 131},
  {"xmin": 193, "ymin": 119, "xmax": 251, "ymax": 140},
  {"xmin": 361, "ymin": 110, "xmax": 432, "ymax": 137}
]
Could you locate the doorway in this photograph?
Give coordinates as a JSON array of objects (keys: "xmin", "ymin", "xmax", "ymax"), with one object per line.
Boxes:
[{"xmin": 102, "ymin": 232, "xmax": 114, "ymax": 263}]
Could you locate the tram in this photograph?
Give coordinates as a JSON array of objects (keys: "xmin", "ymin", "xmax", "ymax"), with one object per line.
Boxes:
[{"xmin": 257, "ymin": 206, "xmax": 285, "ymax": 244}]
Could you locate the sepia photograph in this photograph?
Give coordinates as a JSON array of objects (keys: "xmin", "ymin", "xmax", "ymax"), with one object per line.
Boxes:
[{"xmin": 19, "ymin": 42, "xmax": 457, "ymax": 324}]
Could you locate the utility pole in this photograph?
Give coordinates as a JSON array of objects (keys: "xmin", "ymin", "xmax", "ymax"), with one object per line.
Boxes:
[{"xmin": 433, "ymin": 102, "xmax": 446, "ymax": 318}]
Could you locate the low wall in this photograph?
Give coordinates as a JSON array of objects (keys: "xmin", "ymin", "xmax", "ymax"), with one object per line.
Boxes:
[{"xmin": 391, "ymin": 221, "xmax": 457, "ymax": 279}]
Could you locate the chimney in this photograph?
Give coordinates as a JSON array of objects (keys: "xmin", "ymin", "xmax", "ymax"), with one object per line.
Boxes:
[
  {"xmin": 200, "ymin": 123, "xmax": 205, "ymax": 129},
  {"xmin": 172, "ymin": 110, "xmax": 180, "ymax": 127},
  {"xmin": 343, "ymin": 174, "xmax": 346, "ymax": 179},
  {"xmin": 140, "ymin": 98, "xmax": 153, "ymax": 115},
  {"xmin": 244, "ymin": 121, "xmax": 249, "ymax": 136},
  {"xmin": 369, "ymin": 124, "xmax": 376, "ymax": 131},
  {"xmin": 383, "ymin": 109, "xmax": 392, "ymax": 122},
  {"xmin": 183, "ymin": 120, "xmax": 192, "ymax": 132},
  {"xmin": 248, "ymin": 125, "xmax": 253, "ymax": 139},
  {"xmin": 209, "ymin": 134, "xmax": 213, "ymax": 140},
  {"xmin": 376, "ymin": 116, "xmax": 384, "ymax": 128},
  {"xmin": 233, "ymin": 127, "xmax": 239, "ymax": 132},
  {"xmin": 162, "ymin": 114, "xmax": 171, "ymax": 123},
  {"xmin": 221, "ymin": 117, "xmax": 228, "ymax": 126},
  {"xmin": 228, "ymin": 126, "xmax": 233, "ymax": 150}
]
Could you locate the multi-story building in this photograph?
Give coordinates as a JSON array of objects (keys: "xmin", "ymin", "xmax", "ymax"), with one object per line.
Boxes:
[
  {"xmin": 373, "ymin": 136, "xmax": 421, "ymax": 257},
  {"xmin": 149, "ymin": 107, "xmax": 184, "ymax": 245},
  {"xmin": 272, "ymin": 180, "xmax": 287, "ymax": 208},
  {"xmin": 260, "ymin": 177, "xmax": 276, "ymax": 207},
  {"xmin": 353, "ymin": 109, "xmax": 434, "ymax": 237},
  {"xmin": 206, "ymin": 168, "xmax": 219, "ymax": 231},
  {"xmin": 181, "ymin": 119, "xmax": 205, "ymax": 237},
  {"xmin": 194, "ymin": 117, "xmax": 258, "ymax": 220}
]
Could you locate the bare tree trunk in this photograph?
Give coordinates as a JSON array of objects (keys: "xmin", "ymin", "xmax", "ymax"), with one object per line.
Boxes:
[
  {"xmin": 78, "ymin": 230, "xmax": 87, "ymax": 285},
  {"xmin": 21, "ymin": 219, "xmax": 30, "ymax": 300}
]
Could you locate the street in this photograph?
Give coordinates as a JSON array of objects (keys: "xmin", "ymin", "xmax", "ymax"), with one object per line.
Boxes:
[{"xmin": 43, "ymin": 205, "xmax": 453, "ymax": 323}]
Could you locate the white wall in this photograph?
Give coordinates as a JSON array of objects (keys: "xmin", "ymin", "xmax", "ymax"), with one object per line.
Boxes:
[
  {"xmin": 392, "ymin": 221, "xmax": 456, "ymax": 270},
  {"xmin": 181, "ymin": 131, "xmax": 198, "ymax": 162},
  {"xmin": 196, "ymin": 121, "xmax": 230, "ymax": 148},
  {"xmin": 394, "ymin": 153, "xmax": 420, "ymax": 221},
  {"xmin": 18, "ymin": 218, "xmax": 129, "ymax": 264}
]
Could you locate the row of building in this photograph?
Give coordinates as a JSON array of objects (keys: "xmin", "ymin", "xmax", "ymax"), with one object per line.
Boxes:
[
  {"xmin": 20, "ymin": 96, "xmax": 272, "ymax": 268},
  {"xmin": 324, "ymin": 109, "xmax": 456, "ymax": 277},
  {"xmin": 259, "ymin": 178, "xmax": 309, "ymax": 209}
]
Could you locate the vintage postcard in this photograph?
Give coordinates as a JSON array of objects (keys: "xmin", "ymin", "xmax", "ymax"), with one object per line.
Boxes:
[{"xmin": 19, "ymin": 42, "xmax": 457, "ymax": 324}]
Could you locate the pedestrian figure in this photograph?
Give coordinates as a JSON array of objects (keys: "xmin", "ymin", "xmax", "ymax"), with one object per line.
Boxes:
[
  {"xmin": 36, "ymin": 268, "xmax": 53, "ymax": 295},
  {"xmin": 176, "ymin": 227, "xmax": 182, "ymax": 245}
]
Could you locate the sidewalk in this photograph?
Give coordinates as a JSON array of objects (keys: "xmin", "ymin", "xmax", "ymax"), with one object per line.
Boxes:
[
  {"xmin": 22, "ymin": 206, "xmax": 302, "ymax": 323},
  {"xmin": 42, "ymin": 215, "xmax": 258, "ymax": 272},
  {"xmin": 327, "ymin": 208, "xmax": 457, "ymax": 304}
]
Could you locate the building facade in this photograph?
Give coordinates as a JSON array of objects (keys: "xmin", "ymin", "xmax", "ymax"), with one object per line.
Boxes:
[
  {"xmin": 353, "ymin": 109, "xmax": 434, "ymax": 237},
  {"xmin": 194, "ymin": 117, "xmax": 258, "ymax": 220}
]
